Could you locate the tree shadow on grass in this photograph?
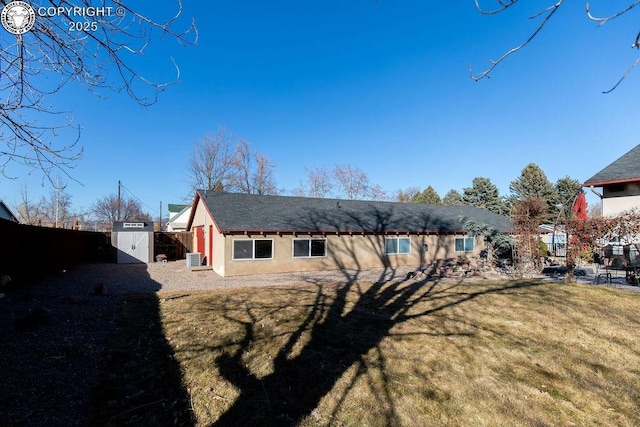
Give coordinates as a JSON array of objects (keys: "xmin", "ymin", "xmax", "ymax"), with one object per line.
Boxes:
[
  {"xmin": 212, "ymin": 272, "xmax": 545, "ymax": 426},
  {"xmin": 0, "ymin": 263, "xmax": 194, "ymax": 426},
  {"xmin": 212, "ymin": 206, "xmax": 541, "ymax": 426}
]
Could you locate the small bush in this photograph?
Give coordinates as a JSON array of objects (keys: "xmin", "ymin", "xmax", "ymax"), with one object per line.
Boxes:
[
  {"xmin": 538, "ymin": 240, "xmax": 550, "ymax": 257},
  {"xmin": 579, "ymin": 246, "xmax": 594, "ymax": 263}
]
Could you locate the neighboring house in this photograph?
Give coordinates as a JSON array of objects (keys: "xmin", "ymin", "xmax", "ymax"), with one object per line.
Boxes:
[
  {"xmin": 186, "ymin": 190, "xmax": 512, "ymax": 277},
  {"xmin": 0, "ymin": 201, "xmax": 18, "ymax": 223},
  {"xmin": 167, "ymin": 203, "xmax": 191, "ymax": 231},
  {"xmin": 539, "ymin": 224, "xmax": 566, "ymax": 257},
  {"xmin": 584, "ymin": 144, "xmax": 640, "ymax": 216}
]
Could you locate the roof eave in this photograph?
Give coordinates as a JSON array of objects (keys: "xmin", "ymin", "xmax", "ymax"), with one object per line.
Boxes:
[
  {"xmin": 185, "ymin": 191, "xmax": 201, "ymax": 231},
  {"xmin": 583, "ymin": 176, "xmax": 640, "ymax": 187},
  {"xmin": 217, "ymin": 229, "xmax": 482, "ymax": 236}
]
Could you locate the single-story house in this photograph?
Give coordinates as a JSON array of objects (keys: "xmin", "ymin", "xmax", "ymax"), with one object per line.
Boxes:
[
  {"xmin": 167, "ymin": 203, "xmax": 191, "ymax": 232},
  {"xmin": 0, "ymin": 200, "xmax": 18, "ymax": 223},
  {"xmin": 584, "ymin": 144, "xmax": 640, "ymax": 216},
  {"xmin": 186, "ymin": 190, "xmax": 512, "ymax": 277}
]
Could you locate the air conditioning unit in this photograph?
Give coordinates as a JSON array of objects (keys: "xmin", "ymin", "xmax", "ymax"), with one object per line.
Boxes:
[{"xmin": 186, "ymin": 252, "xmax": 201, "ymax": 268}]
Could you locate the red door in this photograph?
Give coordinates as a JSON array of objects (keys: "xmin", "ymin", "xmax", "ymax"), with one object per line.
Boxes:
[{"xmin": 196, "ymin": 226, "xmax": 204, "ymax": 255}]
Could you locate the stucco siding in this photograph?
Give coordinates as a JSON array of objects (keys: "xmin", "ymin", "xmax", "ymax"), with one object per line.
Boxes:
[
  {"xmin": 603, "ymin": 195, "xmax": 640, "ymax": 216},
  {"xmin": 187, "ymin": 193, "xmax": 501, "ymax": 277},
  {"xmin": 211, "ymin": 227, "xmax": 226, "ymax": 276},
  {"xmin": 221, "ymin": 233, "xmax": 484, "ymax": 276}
]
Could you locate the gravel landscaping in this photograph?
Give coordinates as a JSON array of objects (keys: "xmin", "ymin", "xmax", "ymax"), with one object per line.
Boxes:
[{"xmin": 104, "ymin": 260, "xmax": 415, "ymax": 292}]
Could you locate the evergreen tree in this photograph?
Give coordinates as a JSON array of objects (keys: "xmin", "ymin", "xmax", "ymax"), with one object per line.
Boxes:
[
  {"xmin": 509, "ymin": 163, "xmax": 556, "ymax": 220},
  {"xmin": 554, "ymin": 176, "xmax": 583, "ymax": 221},
  {"xmin": 500, "ymin": 195, "xmax": 514, "ymax": 216},
  {"xmin": 442, "ymin": 189, "xmax": 464, "ymax": 206},
  {"xmin": 510, "ymin": 163, "xmax": 555, "ymax": 201},
  {"xmin": 462, "ymin": 177, "xmax": 505, "ymax": 214},
  {"xmin": 464, "ymin": 220, "xmax": 513, "ymax": 264},
  {"xmin": 411, "ymin": 186, "xmax": 441, "ymax": 204}
]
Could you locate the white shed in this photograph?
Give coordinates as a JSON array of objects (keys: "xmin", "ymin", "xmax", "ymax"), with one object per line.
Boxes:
[{"xmin": 112, "ymin": 221, "xmax": 154, "ymax": 263}]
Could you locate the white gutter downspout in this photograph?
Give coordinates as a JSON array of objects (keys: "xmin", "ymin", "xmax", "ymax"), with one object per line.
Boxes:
[{"xmin": 589, "ymin": 186, "xmax": 603, "ymax": 216}]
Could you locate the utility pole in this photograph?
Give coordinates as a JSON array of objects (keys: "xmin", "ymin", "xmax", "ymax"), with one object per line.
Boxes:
[
  {"xmin": 159, "ymin": 201, "xmax": 163, "ymax": 231},
  {"xmin": 117, "ymin": 180, "xmax": 121, "ymax": 221}
]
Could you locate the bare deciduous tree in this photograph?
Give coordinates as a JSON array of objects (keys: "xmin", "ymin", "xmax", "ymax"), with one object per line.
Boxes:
[
  {"xmin": 0, "ymin": 0, "xmax": 197, "ymax": 183},
  {"xmin": 15, "ymin": 184, "xmax": 46, "ymax": 225},
  {"xmin": 229, "ymin": 139, "xmax": 252, "ymax": 194},
  {"xmin": 394, "ymin": 186, "xmax": 421, "ymax": 203},
  {"xmin": 252, "ymin": 152, "xmax": 278, "ymax": 195},
  {"xmin": 188, "ymin": 131, "xmax": 278, "ymax": 196},
  {"xmin": 471, "ymin": 1, "xmax": 640, "ymax": 92},
  {"xmin": 187, "ymin": 128, "xmax": 235, "ymax": 192},
  {"xmin": 368, "ymin": 184, "xmax": 389, "ymax": 201},
  {"xmin": 511, "ymin": 197, "xmax": 547, "ymax": 276},
  {"xmin": 92, "ymin": 193, "xmax": 150, "ymax": 229},
  {"xmin": 294, "ymin": 166, "xmax": 334, "ymax": 198},
  {"xmin": 15, "ymin": 179, "xmax": 79, "ymax": 228},
  {"xmin": 228, "ymin": 138, "xmax": 278, "ymax": 195},
  {"xmin": 332, "ymin": 164, "xmax": 371, "ymax": 200},
  {"xmin": 295, "ymin": 165, "xmax": 388, "ymax": 200},
  {"xmin": 588, "ymin": 201, "xmax": 602, "ymax": 218},
  {"xmin": 44, "ymin": 184, "xmax": 74, "ymax": 228}
]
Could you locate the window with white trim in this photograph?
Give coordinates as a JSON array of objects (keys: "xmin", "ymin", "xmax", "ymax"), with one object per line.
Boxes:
[
  {"xmin": 385, "ymin": 237, "xmax": 411, "ymax": 255},
  {"xmin": 233, "ymin": 239, "xmax": 274, "ymax": 260},
  {"xmin": 293, "ymin": 238, "xmax": 327, "ymax": 258},
  {"xmin": 455, "ymin": 237, "xmax": 475, "ymax": 253}
]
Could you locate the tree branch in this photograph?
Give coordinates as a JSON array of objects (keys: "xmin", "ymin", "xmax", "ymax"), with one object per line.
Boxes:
[
  {"xmin": 0, "ymin": 0, "xmax": 197, "ymax": 184},
  {"xmin": 473, "ymin": 0, "xmax": 520, "ymax": 15},
  {"xmin": 470, "ymin": 1, "xmax": 565, "ymax": 81},
  {"xmin": 585, "ymin": 1, "xmax": 640, "ymax": 26},
  {"xmin": 584, "ymin": 1, "xmax": 640, "ymax": 92}
]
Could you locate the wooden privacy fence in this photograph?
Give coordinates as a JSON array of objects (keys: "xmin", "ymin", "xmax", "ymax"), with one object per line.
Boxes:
[
  {"xmin": 0, "ymin": 219, "xmax": 112, "ymax": 283},
  {"xmin": 0, "ymin": 220, "xmax": 193, "ymax": 283},
  {"xmin": 154, "ymin": 232, "xmax": 193, "ymax": 260}
]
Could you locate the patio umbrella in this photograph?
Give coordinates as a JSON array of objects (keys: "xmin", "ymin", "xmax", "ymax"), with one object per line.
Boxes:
[{"xmin": 572, "ymin": 192, "xmax": 587, "ymax": 221}]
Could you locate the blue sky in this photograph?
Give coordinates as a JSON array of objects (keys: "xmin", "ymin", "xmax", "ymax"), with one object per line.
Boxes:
[{"xmin": 2, "ymin": 1, "xmax": 640, "ymax": 218}]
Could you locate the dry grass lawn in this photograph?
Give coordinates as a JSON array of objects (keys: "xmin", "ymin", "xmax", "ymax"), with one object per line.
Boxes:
[{"xmin": 154, "ymin": 277, "xmax": 640, "ymax": 426}]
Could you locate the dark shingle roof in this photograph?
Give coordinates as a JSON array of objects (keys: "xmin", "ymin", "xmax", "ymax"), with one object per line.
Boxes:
[
  {"xmin": 584, "ymin": 144, "xmax": 640, "ymax": 186},
  {"xmin": 194, "ymin": 191, "xmax": 512, "ymax": 234},
  {"xmin": 0, "ymin": 201, "xmax": 18, "ymax": 222}
]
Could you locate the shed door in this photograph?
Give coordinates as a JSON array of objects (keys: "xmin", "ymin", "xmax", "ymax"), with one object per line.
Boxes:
[{"xmin": 117, "ymin": 232, "xmax": 150, "ymax": 264}]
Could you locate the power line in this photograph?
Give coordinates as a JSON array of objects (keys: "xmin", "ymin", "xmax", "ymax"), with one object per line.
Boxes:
[{"xmin": 119, "ymin": 182, "xmax": 160, "ymax": 216}]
